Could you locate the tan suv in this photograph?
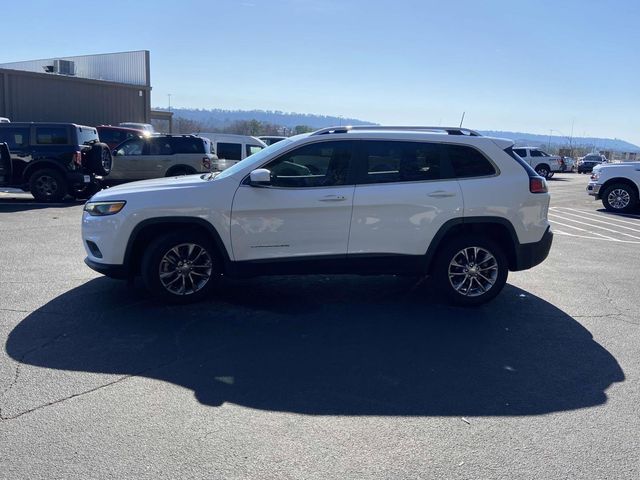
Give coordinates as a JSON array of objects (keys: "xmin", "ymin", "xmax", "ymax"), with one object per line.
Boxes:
[{"xmin": 106, "ymin": 135, "xmax": 216, "ymax": 184}]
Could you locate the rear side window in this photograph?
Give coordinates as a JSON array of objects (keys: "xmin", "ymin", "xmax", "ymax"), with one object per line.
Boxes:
[
  {"xmin": 217, "ymin": 142, "xmax": 242, "ymax": 160},
  {"xmin": 36, "ymin": 127, "xmax": 68, "ymax": 145},
  {"xmin": 446, "ymin": 144, "xmax": 496, "ymax": 178},
  {"xmin": 77, "ymin": 127, "xmax": 99, "ymax": 145},
  {"xmin": 170, "ymin": 137, "xmax": 205, "ymax": 154},
  {"xmin": 0, "ymin": 128, "xmax": 30, "ymax": 149},
  {"xmin": 149, "ymin": 138, "xmax": 173, "ymax": 155},
  {"xmin": 361, "ymin": 140, "xmax": 442, "ymax": 184},
  {"xmin": 530, "ymin": 150, "xmax": 543, "ymax": 157},
  {"xmin": 513, "ymin": 148, "xmax": 527, "ymax": 157},
  {"xmin": 246, "ymin": 144, "xmax": 264, "ymax": 157}
]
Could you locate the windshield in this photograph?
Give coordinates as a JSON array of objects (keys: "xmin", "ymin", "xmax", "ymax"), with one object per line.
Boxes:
[{"xmin": 215, "ymin": 137, "xmax": 296, "ymax": 180}]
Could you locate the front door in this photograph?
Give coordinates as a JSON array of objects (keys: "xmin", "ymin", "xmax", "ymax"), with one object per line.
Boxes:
[
  {"xmin": 231, "ymin": 140, "xmax": 356, "ymax": 261},
  {"xmin": 110, "ymin": 137, "xmax": 148, "ymax": 181}
]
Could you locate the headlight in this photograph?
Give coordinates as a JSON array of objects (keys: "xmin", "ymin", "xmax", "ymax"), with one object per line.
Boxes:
[
  {"xmin": 590, "ymin": 172, "xmax": 599, "ymax": 181},
  {"xmin": 84, "ymin": 201, "xmax": 126, "ymax": 216}
]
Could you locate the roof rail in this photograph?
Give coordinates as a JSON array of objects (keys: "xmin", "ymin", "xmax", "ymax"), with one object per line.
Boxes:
[{"xmin": 311, "ymin": 125, "xmax": 482, "ymax": 137}]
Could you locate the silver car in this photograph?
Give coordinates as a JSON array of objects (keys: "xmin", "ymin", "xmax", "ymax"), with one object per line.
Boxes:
[{"xmin": 107, "ymin": 135, "xmax": 216, "ymax": 184}]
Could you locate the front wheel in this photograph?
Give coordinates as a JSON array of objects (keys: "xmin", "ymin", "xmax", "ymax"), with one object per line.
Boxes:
[
  {"xmin": 601, "ymin": 183, "xmax": 639, "ymax": 213},
  {"xmin": 141, "ymin": 231, "xmax": 220, "ymax": 303},
  {"xmin": 433, "ymin": 235, "xmax": 508, "ymax": 306}
]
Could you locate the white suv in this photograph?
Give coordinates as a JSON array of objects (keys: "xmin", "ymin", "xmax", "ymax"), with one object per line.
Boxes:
[
  {"xmin": 82, "ymin": 126, "xmax": 553, "ymax": 306},
  {"xmin": 512, "ymin": 147, "xmax": 562, "ymax": 179},
  {"xmin": 587, "ymin": 162, "xmax": 640, "ymax": 212}
]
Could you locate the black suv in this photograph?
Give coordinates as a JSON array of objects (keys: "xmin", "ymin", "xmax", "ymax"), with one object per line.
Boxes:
[{"xmin": 0, "ymin": 123, "xmax": 112, "ymax": 202}]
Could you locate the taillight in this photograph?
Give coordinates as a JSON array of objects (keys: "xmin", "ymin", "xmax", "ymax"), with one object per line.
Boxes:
[
  {"xmin": 202, "ymin": 157, "xmax": 211, "ymax": 170},
  {"xmin": 73, "ymin": 151, "xmax": 82, "ymax": 166},
  {"xmin": 530, "ymin": 176, "xmax": 548, "ymax": 193}
]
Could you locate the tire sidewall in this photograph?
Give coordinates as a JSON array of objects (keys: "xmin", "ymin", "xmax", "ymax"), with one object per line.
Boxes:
[
  {"xmin": 434, "ymin": 235, "xmax": 508, "ymax": 307},
  {"xmin": 602, "ymin": 184, "xmax": 638, "ymax": 213},
  {"xmin": 141, "ymin": 231, "xmax": 218, "ymax": 303},
  {"xmin": 29, "ymin": 169, "xmax": 67, "ymax": 202},
  {"xmin": 90, "ymin": 143, "xmax": 112, "ymax": 176}
]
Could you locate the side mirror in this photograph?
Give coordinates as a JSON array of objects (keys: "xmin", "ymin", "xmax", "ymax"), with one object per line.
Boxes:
[{"xmin": 249, "ymin": 168, "xmax": 271, "ymax": 186}]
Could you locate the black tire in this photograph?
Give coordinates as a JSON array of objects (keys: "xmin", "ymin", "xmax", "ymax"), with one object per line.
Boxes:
[
  {"xmin": 433, "ymin": 234, "xmax": 509, "ymax": 307},
  {"xmin": 29, "ymin": 168, "xmax": 68, "ymax": 202},
  {"xmin": 535, "ymin": 164, "xmax": 551, "ymax": 179},
  {"xmin": 141, "ymin": 231, "xmax": 219, "ymax": 303},
  {"xmin": 547, "ymin": 172, "xmax": 555, "ymax": 179},
  {"xmin": 601, "ymin": 183, "xmax": 639, "ymax": 213},
  {"xmin": 88, "ymin": 143, "xmax": 112, "ymax": 176}
]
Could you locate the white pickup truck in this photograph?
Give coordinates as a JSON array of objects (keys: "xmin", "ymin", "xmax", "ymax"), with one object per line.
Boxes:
[
  {"xmin": 587, "ymin": 162, "xmax": 640, "ymax": 212},
  {"xmin": 513, "ymin": 147, "xmax": 563, "ymax": 179}
]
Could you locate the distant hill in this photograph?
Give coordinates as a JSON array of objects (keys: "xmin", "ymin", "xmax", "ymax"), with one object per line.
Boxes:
[
  {"xmin": 157, "ymin": 108, "xmax": 375, "ymax": 130},
  {"xmin": 480, "ymin": 130, "xmax": 640, "ymax": 153},
  {"xmin": 156, "ymin": 108, "xmax": 639, "ymax": 153}
]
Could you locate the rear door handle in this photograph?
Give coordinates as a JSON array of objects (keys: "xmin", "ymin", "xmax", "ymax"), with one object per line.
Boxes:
[
  {"xmin": 318, "ymin": 195, "xmax": 346, "ymax": 202},
  {"xmin": 427, "ymin": 190, "xmax": 456, "ymax": 198}
]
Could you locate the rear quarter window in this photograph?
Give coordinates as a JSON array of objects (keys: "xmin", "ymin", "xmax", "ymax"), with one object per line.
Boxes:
[
  {"xmin": 77, "ymin": 127, "xmax": 99, "ymax": 145},
  {"xmin": 170, "ymin": 137, "xmax": 205, "ymax": 154},
  {"xmin": 36, "ymin": 127, "xmax": 68, "ymax": 145},
  {"xmin": 445, "ymin": 144, "xmax": 496, "ymax": 178}
]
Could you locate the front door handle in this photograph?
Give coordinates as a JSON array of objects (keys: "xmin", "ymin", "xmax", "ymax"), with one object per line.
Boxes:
[
  {"xmin": 318, "ymin": 195, "xmax": 346, "ymax": 202},
  {"xmin": 428, "ymin": 190, "xmax": 456, "ymax": 198}
]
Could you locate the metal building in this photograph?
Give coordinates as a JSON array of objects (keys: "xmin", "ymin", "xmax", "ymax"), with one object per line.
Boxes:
[{"xmin": 0, "ymin": 51, "xmax": 152, "ymax": 127}]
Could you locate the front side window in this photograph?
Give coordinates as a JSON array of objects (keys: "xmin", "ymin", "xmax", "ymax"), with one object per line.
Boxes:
[
  {"xmin": 36, "ymin": 127, "xmax": 68, "ymax": 145},
  {"xmin": 117, "ymin": 138, "xmax": 145, "ymax": 156},
  {"xmin": 263, "ymin": 141, "xmax": 353, "ymax": 188},
  {"xmin": 0, "ymin": 128, "xmax": 30, "ymax": 149},
  {"xmin": 217, "ymin": 142, "xmax": 242, "ymax": 160},
  {"xmin": 530, "ymin": 149, "xmax": 543, "ymax": 157},
  {"xmin": 361, "ymin": 141, "xmax": 442, "ymax": 184},
  {"xmin": 446, "ymin": 144, "xmax": 496, "ymax": 178},
  {"xmin": 246, "ymin": 144, "xmax": 264, "ymax": 157}
]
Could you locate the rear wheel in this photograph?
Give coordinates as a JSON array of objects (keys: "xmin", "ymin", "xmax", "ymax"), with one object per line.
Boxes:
[
  {"xmin": 141, "ymin": 231, "xmax": 219, "ymax": 303},
  {"xmin": 433, "ymin": 235, "xmax": 508, "ymax": 306},
  {"xmin": 29, "ymin": 169, "xmax": 67, "ymax": 202},
  {"xmin": 535, "ymin": 165, "xmax": 550, "ymax": 179},
  {"xmin": 601, "ymin": 183, "xmax": 638, "ymax": 213}
]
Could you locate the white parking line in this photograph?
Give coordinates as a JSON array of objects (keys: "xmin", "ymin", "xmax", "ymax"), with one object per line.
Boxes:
[
  {"xmin": 553, "ymin": 207, "xmax": 640, "ymax": 225},
  {"xmin": 554, "ymin": 229, "xmax": 640, "ymax": 244},
  {"xmin": 549, "ymin": 209, "xmax": 640, "ymax": 233},
  {"xmin": 548, "ymin": 218, "xmax": 623, "ymax": 242},
  {"xmin": 547, "ymin": 212, "xmax": 640, "ymax": 240}
]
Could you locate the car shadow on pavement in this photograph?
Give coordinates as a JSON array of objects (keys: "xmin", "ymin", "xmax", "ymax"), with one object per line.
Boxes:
[
  {"xmin": 0, "ymin": 198, "xmax": 83, "ymax": 212},
  {"xmin": 5, "ymin": 276, "xmax": 624, "ymax": 416}
]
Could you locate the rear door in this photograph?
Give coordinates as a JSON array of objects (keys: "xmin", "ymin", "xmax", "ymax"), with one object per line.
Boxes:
[{"xmin": 347, "ymin": 140, "xmax": 463, "ymax": 257}]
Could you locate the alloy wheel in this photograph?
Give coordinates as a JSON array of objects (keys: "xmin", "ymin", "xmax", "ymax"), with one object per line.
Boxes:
[
  {"xmin": 158, "ymin": 243, "xmax": 213, "ymax": 295},
  {"xmin": 607, "ymin": 189, "xmax": 631, "ymax": 210},
  {"xmin": 448, "ymin": 246, "xmax": 499, "ymax": 297}
]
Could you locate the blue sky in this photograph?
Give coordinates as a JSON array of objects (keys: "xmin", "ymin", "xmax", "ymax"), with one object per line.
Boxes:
[{"xmin": 2, "ymin": 0, "xmax": 639, "ymax": 144}]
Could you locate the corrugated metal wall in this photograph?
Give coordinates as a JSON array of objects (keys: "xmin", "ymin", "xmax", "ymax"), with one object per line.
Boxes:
[
  {"xmin": 0, "ymin": 68, "xmax": 151, "ymax": 125},
  {"xmin": 0, "ymin": 51, "xmax": 149, "ymax": 86}
]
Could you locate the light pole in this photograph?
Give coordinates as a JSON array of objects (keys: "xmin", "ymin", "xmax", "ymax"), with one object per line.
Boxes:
[{"xmin": 167, "ymin": 94, "xmax": 172, "ymax": 112}]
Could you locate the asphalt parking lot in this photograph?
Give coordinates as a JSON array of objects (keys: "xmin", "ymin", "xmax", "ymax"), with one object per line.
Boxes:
[{"xmin": 0, "ymin": 174, "xmax": 638, "ymax": 479}]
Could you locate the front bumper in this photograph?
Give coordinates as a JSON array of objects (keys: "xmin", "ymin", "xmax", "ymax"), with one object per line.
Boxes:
[
  {"xmin": 84, "ymin": 257, "xmax": 129, "ymax": 279},
  {"xmin": 587, "ymin": 182, "xmax": 601, "ymax": 197},
  {"xmin": 513, "ymin": 227, "xmax": 553, "ymax": 271}
]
